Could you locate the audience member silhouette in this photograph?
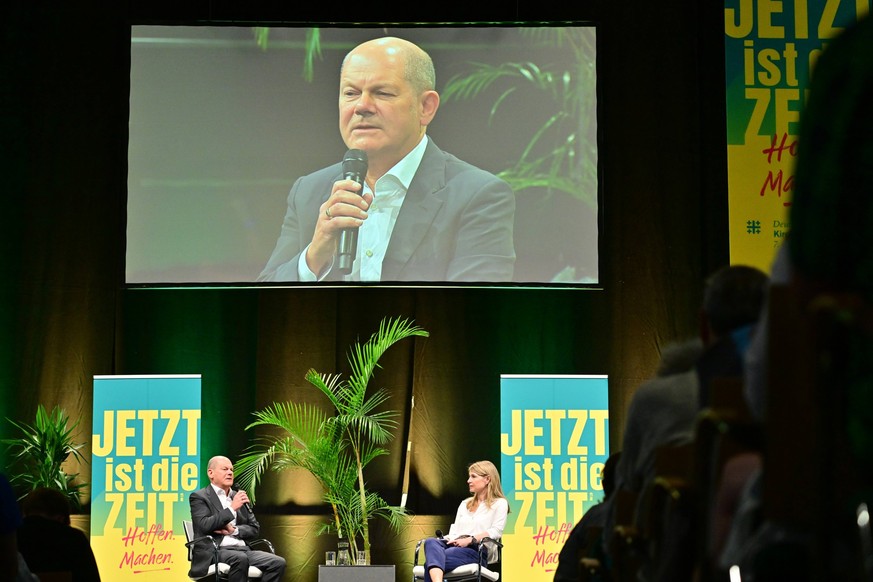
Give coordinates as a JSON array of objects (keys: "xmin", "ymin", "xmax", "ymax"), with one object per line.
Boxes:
[
  {"xmin": 611, "ymin": 338, "xmax": 703, "ymax": 499},
  {"xmin": 0, "ymin": 472, "xmax": 40, "ymax": 582},
  {"xmin": 709, "ymin": 448, "xmax": 763, "ymax": 572},
  {"xmin": 16, "ymin": 487, "xmax": 101, "ymax": 581},
  {"xmin": 554, "ymin": 450, "xmax": 621, "ymax": 582},
  {"xmin": 695, "ymin": 265, "xmax": 769, "ymax": 410},
  {"xmin": 779, "ymin": 10, "xmax": 873, "ymax": 485},
  {"xmin": 599, "ymin": 339, "xmax": 702, "ymax": 582},
  {"xmin": 725, "ymin": 13, "xmax": 873, "ymax": 582},
  {"xmin": 602, "ymin": 264, "xmax": 768, "ymax": 582}
]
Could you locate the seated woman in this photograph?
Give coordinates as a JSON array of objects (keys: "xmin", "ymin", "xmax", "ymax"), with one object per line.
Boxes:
[{"xmin": 423, "ymin": 460, "xmax": 509, "ymax": 582}]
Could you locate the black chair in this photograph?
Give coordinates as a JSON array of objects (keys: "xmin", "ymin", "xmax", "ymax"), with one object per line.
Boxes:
[
  {"xmin": 412, "ymin": 535, "xmax": 504, "ymax": 582},
  {"xmin": 182, "ymin": 519, "xmax": 274, "ymax": 581}
]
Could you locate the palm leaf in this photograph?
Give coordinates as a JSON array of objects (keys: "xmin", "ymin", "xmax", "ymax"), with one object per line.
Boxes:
[
  {"xmin": 302, "ymin": 28, "xmax": 322, "ymax": 83},
  {"xmin": 2, "ymin": 404, "xmax": 88, "ymax": 509}
]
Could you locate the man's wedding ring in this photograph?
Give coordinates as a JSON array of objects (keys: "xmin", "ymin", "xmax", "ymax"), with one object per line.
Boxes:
[{"xmin": 325, "ymin": 207, "xmax": 332, "ymax": 219}]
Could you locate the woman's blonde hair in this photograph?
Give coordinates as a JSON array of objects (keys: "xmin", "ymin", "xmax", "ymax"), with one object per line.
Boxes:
[{"xmin": 465, "ymin": 460, "xmax": 507, "ymax": 511}]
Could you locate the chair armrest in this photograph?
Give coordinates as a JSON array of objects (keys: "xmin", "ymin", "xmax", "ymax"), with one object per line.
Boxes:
[
  {"xmin": 414, "ymin": 538, "xmax": 425, "ymax": 565},
  {"xmin": 478, "ymin": 537, "xmax": 503, "ymax": 565},
  {"xmin": 185, "ymin": 534, "xmax": 219, "ymax": 549},
  {"xmin": 247, "ymin": 538, "xmax": 275, "ymax": 553}
]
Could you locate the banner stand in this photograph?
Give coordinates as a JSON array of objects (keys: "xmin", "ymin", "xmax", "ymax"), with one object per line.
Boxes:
[
  {"xmin": 499, "ymin": 374, "xmax": 609, "ymax": 581},
  {"xmin": 90, "ymin": 374, "xmax": 201, "ymax": 580}
]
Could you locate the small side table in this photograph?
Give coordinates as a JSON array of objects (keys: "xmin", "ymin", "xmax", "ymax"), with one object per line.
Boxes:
[{"xmin": 317, "ymin": 564, "xmax": 396, "ymax": 582}]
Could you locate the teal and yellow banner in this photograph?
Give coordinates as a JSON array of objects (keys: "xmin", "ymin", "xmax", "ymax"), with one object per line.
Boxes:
[
  {"xmin": 499, "ymin": 374, "xmax": 609, "ymax": 581},
  {"xmin": 724, "ymin": 0, "xmax": 871, "ymax": 272},
  {"xmin": 91, "ymin": 375, "xmax": 202, "ymax": 579},
  {"xmin": 725, "ymin": 0, "xmax": 868, "ymax": 271}
]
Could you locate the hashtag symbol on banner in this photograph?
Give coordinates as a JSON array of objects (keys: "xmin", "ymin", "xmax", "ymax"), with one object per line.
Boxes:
[{"xmin": 746, "ymin": 220, "xmax": 761, "ymax": 234}]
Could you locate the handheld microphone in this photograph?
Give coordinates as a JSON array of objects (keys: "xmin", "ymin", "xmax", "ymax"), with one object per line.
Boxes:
[
  {"xmin": 435, "ymin": 529, "xmax": 444, "ymax": 539},
  {"xmin": 230, "ymin": 484, "xmax": 253, "ymax": 513},
  {"xmin": 337, "ymin": 149, "xmax": 368, "ymax": 275}
]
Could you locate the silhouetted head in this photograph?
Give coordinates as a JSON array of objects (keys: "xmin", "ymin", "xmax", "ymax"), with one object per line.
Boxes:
[
  {"xmin": 701, "ymin": 265, "xmax": 769, "ymax": 342},
  {"xmin": 22, "ymin": 487, "xmax": 72, "ymax": 525},
  {"xmin": 601, "ymin": 451, "xmax": 621, "ymax": 498}
]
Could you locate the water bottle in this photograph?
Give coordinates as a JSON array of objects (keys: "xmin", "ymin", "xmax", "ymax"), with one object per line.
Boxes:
[{"xmin": 337, "ymin": 538, "xmax": 351, "ymax": 565}]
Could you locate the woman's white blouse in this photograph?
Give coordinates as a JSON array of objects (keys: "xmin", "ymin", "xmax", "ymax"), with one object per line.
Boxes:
[{"xmin": 451, "ymin": 497, "xmax": 509, "ymax": 540}]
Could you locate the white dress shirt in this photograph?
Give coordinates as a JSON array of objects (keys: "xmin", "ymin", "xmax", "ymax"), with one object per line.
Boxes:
[
  {"xmin": 299, "ymin": 135, "xmax": 428, "ymax": 281},
  {"xmin": 210, "ymin": 483, "xmax": 246, "ymax": 547}
]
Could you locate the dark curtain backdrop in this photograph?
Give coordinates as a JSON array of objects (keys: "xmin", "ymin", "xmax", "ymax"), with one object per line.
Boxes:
[{"xmin": 1, "ymin": 1, "xmax": 728, "ymax": 580}]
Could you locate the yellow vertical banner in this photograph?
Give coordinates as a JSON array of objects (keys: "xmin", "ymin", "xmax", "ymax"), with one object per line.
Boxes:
[
  {"xmin": 724, "ymin": 0, "xmax": 869, "ymax": 271},
  {"xmin": 499, "ymin": 374, "xmax": 609, "ymax": 581},
  {"xmin": 90, "ymin": 375, "xmax": 201, "ymax": 580}
]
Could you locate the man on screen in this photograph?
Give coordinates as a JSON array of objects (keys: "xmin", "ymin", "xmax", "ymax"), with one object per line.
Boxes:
[
  {"xmin": 188, "ymin": 456, "xmax": 286, "ymax": 582},
  {"xmin": 258, "ymin": 36, "xmax": 516, "ymax": 283}
]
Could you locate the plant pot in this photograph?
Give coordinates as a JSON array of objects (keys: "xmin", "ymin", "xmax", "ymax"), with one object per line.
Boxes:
[{"xmin": 317, "ymin": 564, "xmax": 395, "ymax": 582}]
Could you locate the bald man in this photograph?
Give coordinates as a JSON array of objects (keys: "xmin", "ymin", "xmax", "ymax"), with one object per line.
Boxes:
[
  {"xmin": 188, "ymin": 456, "xmax": 286, "ymax": 582},
  {"xmin": 258, "ymin": 36, "xmax": 516, "ymax": 283}
]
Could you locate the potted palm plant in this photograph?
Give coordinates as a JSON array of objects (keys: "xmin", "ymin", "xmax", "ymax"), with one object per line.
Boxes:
[
  {"xmin": 234, "ymin": 316, "xmax": 429, "ymax": 564},
  {"xmin": 2, "ymin": 404, "xmax": 88, "ymax": 510}
]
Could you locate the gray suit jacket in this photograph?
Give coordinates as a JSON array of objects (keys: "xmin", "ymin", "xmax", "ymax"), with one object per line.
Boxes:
[{"xmin": 258, "ymin": 138, "xmax": 516, "ymax": 282}]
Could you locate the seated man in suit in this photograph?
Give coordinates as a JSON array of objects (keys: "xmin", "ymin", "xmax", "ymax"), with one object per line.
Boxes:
[{"xmin": 188, "ymin": 456, "xmax": 286, "ymax": 582}]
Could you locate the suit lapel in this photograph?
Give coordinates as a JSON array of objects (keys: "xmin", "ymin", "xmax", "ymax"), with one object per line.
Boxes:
[
  {"xmin": 205, "ymin": 485, "xmax": 225, "ymax": 515},
  {"xmin": 384, "ymin": 140, "xmax": 446, "ymax": 274}
]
